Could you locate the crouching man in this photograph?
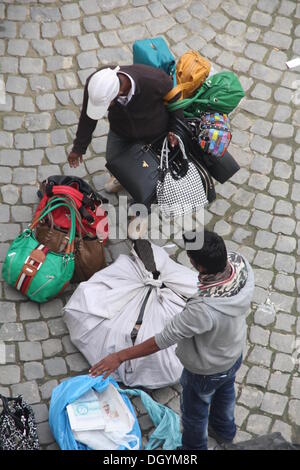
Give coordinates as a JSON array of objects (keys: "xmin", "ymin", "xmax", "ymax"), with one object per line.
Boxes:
[{"xmin": 89, "ymin": 230, "xmax": 254, "ymax": 450}]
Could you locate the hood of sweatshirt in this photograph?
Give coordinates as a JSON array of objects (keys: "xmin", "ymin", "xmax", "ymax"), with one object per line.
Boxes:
[{"xmin": 187, "ymin": 256, "xmax": 255, "ymax": 318}]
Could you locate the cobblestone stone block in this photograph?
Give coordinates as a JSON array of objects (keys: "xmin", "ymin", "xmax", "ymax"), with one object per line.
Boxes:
[
  {"xmin": 24, "ymin": 362, "xmax": 45, "ymax": 381},
  {"xmin": 234, "ymin": 405, "xmax": 249, "ymax": 427},
  {"xmin": 240, "ymin": 99, "xmax": 272, "ymax": 118},
  {"xmin": 0, "ymin": 223, "xmax": 20, "ymax": 241},
  {"xmin": 41, "ymin": 22, "xmax": 60, "ymax": 39},
  {"xmin": 20, "ymin": 302, "xmax": 40, "ymax": 321},
  {"xmin": 3, "ymin": 116, "xmax": 24, "ymax": 132},
  {"xmin": 11, "ymin": 206, "xmax": 32, "ymax": 223},
  {"xmin": 19, "ymin": 342, "xmax": 42, "ymax": 362},
  {"xmin": 31, "ymin": 7, "xmax": 61, "ymax": 22},
  {"xmin": 250, "ymin": 63, "xmax": 282, "ymax": 84},
  {"xmin": 55, "ymin": 110, "xmax": 78, "ymax": 125},
  {"xmin": 29, "ymin": 76, "xmax": 53, "ymax": 93},
  {"xmin": 13, "ymin": 168, "xmax": 36, "ymax": 185},
  {"xmin": 246, "ymin": 366, "xmax": 270, "ymax": 387},
  {"xmin": 273, "ymin": 353, "xmax": 295, "ymax": 372},
  {"xmin": 0, "ymin": 150, "xmax": 21, "ymax": 167},
  {"xmin": 40, "ymin": 380, "xmax": 58, "ymax": 400},
  {"xmin": 19, "ymin": 23, "xmax": 40, "ymax": 40},
  {"xmin": 250, "ymin": 210, "xmax": 273, "ymax": 230},
  {"xmin": 61, "ymin": 3, "xmax": 81, "ymax": 20},
  {"xmin": 250, "ymin": 325, "xmax": 270, "ymax": 346},
  {"xmin": 42, "ymin": 339, "xmax": 63, "ymax": 358},
  {"xmin": 11, "ymin": 381, "xmax": 40, "ymax": 405},
  {"xmin": 46, "ymin": 146, "xmax": 67, "ymax": 164},
  {"xmin": 44, "ymin": 357, "xmax": 67, "ymax": 376},
  {"xmin": 270, "ymin": 332, "xmax": 295, "ymax": 354},
  {"xmin": 291, "ymin": 377, "xmax": 300, "ymax": 399},
  {"xmin": 78, "ymin": 33, "xmax": 99, "ymax": 51},
  {"xmin": 272, "ymin": 123, "xmax": 294, "ymax": 139},
  {"xmin": 61, "ymin": 20, "xmax": 81, "ymax": 37},
  {"xmin": 14, "ymin": 96, "xmax": 35, "ymax": 113},
  {"xmin": 56, "ymin": 72, "xmax": 78, "ymax": 90},
  {"xmin": 238, "ymin": 386, "xmax": 264, "ymax": 408},
  {"xmin": 20, "ymin": 58, "xmax": 43, "ymax": 75},
  {"xmin": 48, "ymin": 319, "xmax": 68, "ymax": 336},
  {"xmin": 7, "ymin": 5, "xmax": 28, "ymax": 21},
  {"xmin": 99, "ymin": 31, "xmax": 121, "ymax": 47},
  {"xmin": 246, "ymin": 414, "xmax": 271, "ymax": 434},
  {"xmin": 31, "ymin": 404, "xmax": 48, "ymax": 424},
  {"xmin": 0, "ymin": 323, "xmax": 25, "ymax": 341},
  {"xmin": 83, "ymin": 16, "xmax": 102, "ymax": 33},
  {"xmin": 274, "ymin": 274, "xmax": 295, "ymax": 292},
  {"xmin": 31, "ymin": 39, "xmax": 53, "ymax": 57},
  {"xmin": 22, "ymin": 186, "xmax": 39, "ymax": 204},
  {"xmin": 0, "ymin": 184, "xmax": 19, "ymax": 205},
  {"xmin": 62, "ymin": 335, "xmax": 77, "ymax": 354},
  {"xmin": 250, "ymin": 119, "xmax": 272, "ymax": 137},
  {"xmin": 268, "ymin": 372, "xmax": 289, "ymax": 393},
  {"xmin": 25, "ymin": 322, "xmax": 49, "ymax": 341},
  {"xmin": 36, "ymin": 94, "xmax": 56, "ymax": 111},
  {"xmin": 261, "ymin": 392, "xmax": 288, "ymax": 416},
  {"xmin": 54, "ymin": 39, "xmax": 76, "ymax": 56},
  {"xmin": 275, "ymin": 313, "xmax": 296, "ymax": 332},
  {"xmin": 0, "ymin": 365, "xmax": 20, "ymax": 385},
  {"xmin": 275, "ymin": 253, "xmax": 296, "ymax": 273},
  {"xmin": 65, "ymin": 353, "xmax": 89, "ymax": 372},
  {"xmin": 253, "ymin": 250, "xmax": 275, "ymax": 268},
  {"xmin": 8, "ymin": 39, "xmax": 29, "ymax": 57},
  {"xmin": 248, "ymin": 345, "xmax": 273, "ymax": 367},
  {"xmin": 251, "ymin": 10, "xmax": 272, "ymax": 26}
]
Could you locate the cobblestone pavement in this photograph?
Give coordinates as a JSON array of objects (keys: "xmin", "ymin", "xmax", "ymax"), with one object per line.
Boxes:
[{"xmin": 0, "ymin": 0, "xmax": 300, "ymax": 450}]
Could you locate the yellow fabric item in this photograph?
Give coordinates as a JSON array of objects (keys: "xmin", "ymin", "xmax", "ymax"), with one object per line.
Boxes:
[{"xmin": 164, "ymin": 50, "xmax": 211, "ymax": 102}]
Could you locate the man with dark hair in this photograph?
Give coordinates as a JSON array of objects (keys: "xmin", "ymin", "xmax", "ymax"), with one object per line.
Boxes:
[{"xmin": 89, "ymin": 230, "xmax": 254, "ymax": 450}]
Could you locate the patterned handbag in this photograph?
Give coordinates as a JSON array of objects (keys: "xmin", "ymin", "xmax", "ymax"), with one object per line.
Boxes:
[
  {"xmin": 156, "ymin": 135, "xmax": 208, "ymax": 218},
  {"xmin": 198, "ymin": 112, "xmax": 232, "ymax": 158},
  {"xmin": 0, "ymin": 395, "xmax": 40, "ymax": 450}
]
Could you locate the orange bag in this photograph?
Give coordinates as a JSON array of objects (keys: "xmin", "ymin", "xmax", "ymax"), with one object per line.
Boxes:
[{"xmin": 164, "ymin": 50, "xmax": 211, "ymax": 102}]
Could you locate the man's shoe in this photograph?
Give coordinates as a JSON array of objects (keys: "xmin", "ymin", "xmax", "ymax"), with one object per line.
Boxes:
[
  {"xmin": 208, "ymin": 424, "xmax": 233, "ymax": 446},
  {"xmin": 104, "ymin": 176, "xmax": 123, "ymax": 193}
]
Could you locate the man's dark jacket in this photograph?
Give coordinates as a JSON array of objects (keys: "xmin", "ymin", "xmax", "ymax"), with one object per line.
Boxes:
[{"xmin": 72, "ymin": 64, "xmax": 182, "ymax": 154}]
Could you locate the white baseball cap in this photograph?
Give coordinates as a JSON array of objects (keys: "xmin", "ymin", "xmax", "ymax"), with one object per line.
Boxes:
[{"xmin": 87, "ymin": 66, "xmax": 120, "ymax": 120}]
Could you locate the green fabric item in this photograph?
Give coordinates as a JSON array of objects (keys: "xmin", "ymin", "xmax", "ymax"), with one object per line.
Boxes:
[
  {"xmin": 2, "ymin": 199, "xmax": 76, "ymax": 303},
  {"xmin": 167, "ymin": 71, "xmax": 245, "ymax": 116}
]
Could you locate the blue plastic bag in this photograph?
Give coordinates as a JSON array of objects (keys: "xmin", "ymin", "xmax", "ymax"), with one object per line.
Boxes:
[
  {"xmin": 133, "ymin": 37, "xmax": 177, "ymax": 86},
  {"xmin": 49, "ymin": 375, "xmax": 182, "ymax": 450},
  {"xmin": 49, "ymin": 375, "xmax": 141, "ymax": 450}
]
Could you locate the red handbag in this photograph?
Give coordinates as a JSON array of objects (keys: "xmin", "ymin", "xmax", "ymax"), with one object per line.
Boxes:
[{"xmin": 34, "ymin": 184, "xmax": 108, "ymax": 242}]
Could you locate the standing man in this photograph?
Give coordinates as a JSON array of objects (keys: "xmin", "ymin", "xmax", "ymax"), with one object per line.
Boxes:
[
  {"xmin": 89, "ymin": 230, "xmax": 254, "ymax": 450},
  {"xmin": 68, "ymin": 64, "xmax": 181, "ymax": 193}
]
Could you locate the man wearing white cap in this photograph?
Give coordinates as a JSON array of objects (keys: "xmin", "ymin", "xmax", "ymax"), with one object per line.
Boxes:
[{"xmin": 68, "ymin": 64, "xmax": 182, "ymax": 194}]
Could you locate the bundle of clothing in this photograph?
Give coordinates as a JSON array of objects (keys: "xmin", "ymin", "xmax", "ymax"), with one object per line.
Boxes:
[{"xmin": 63, "ymin": 241, "xmax": 198, "ymax": 389}]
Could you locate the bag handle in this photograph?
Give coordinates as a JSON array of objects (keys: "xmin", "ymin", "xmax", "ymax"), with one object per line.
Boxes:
[
  {"xmin": 30, "ymin": 200, "xmax": 76, "ymax": 254},
  {"xmin": 159, "ymin": 134, "xmax": 188, "ymax": 171}
]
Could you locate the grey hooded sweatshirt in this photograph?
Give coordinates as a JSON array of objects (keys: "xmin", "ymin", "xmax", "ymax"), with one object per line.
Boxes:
[{"xmin": 155, "ymin": 255, "xmax": 254, "ymax": 375}]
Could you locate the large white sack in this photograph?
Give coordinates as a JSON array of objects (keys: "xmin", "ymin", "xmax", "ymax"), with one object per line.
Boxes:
[{"xmin": 63, "ymin": 243, "xmax": 198, "ymax": 389}]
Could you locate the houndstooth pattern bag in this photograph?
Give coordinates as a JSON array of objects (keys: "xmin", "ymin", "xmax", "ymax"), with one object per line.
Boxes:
[
  {"xmin": 0, "ymin": 394, "xmax": 40, "ymax": 450},
  {"xmin": 156, "ymin": 135, "xmax": 208, "ymax": 218}
]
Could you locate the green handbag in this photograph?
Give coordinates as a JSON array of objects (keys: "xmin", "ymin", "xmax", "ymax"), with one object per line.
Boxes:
[
  {"xmin": 167, "ymin": 71, "xmax": 245, "ymax": 116},
  {"xmin": 2, "ymin": 198, "xmax": 76, "ymax": 303}
]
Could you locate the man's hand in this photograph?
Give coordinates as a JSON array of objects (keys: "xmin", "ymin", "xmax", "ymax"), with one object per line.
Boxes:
[
  {"xmin": 89, "ymin": 352, "xmax": 122, "ymax": 379},
  {"xmin": 168, "ymin": 132, "xmax": 179, "ymax": 148},
  {"xmin": 68, "ymin": 151, "xmax": 83, "ymax": 168}
]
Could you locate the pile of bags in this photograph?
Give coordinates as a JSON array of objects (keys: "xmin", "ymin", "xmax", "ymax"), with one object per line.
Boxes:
[{"xmin": 107, "ymin": 37, "xmax": 244, "ymax": 217}]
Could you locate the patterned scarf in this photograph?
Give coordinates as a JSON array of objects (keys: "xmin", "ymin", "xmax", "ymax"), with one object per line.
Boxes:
[{"xmin": 197, "ymin": 252, "xmax": 248, "ymax": 298}]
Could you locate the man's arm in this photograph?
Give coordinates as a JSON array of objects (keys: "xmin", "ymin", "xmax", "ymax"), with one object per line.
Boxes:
[
  {"xmin": 89, "ymin": 336, "xmax": 159, "ymax": 378},
  {"xmin": 71, "ymin": 79, "xmax": 98, "ymax": 156}
]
